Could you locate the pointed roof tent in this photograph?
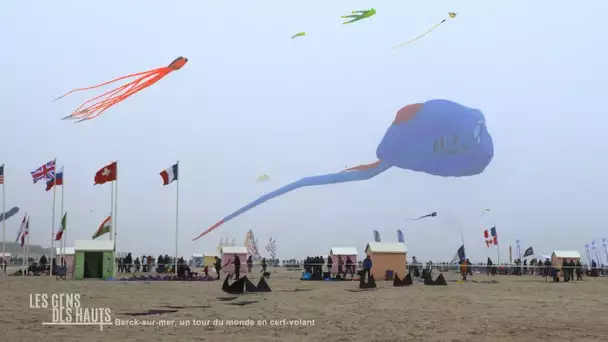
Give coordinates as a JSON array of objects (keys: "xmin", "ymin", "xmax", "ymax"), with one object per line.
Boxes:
[
  {"xmin": 365, "ymin": 243, "xmax": 407, "ymax": 254},
  {"xmin": 552, "ymin": 250, "xmax": 581, "ymax": 259},
  {"xmin": 330, "ymin": 247, "xmax": 358, "ymax": 255},
  {"xmin": 75, "ymin": 240, "xmax": 115, "ymax": 252},
  {"xmin": 56, "ymin": 247, "xmax": 76, "ymax": 255},
  {"xmin": 221, "ymin": 246, "xmax": 248, "ymax": 255}
]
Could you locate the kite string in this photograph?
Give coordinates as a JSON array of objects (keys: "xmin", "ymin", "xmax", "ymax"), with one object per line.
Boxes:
[{"xmin": 393, "ymin": 19, "xmax": 446, "ymax": 49}]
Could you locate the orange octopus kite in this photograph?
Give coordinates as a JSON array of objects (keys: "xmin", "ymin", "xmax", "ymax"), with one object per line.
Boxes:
[{"xmin": 54, "ymin": 57, "xmax": 188, "ymax": 122}]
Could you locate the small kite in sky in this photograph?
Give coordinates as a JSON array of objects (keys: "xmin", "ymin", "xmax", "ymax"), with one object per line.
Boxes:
[
  {"xmin": 54, "ymin": 57, "xmax": 188, "ymax": 122},
  {"xmin": 291, "ymin": 32, "xmax": 306, "ymax": 39},
  {"xmin": 256, "ymin": 174, "xmax": 270, "ymax": 182},
  {"xmin": 480, "ymin": 208, "xmax": 491, "ymax": 217},
  {"xmin": 193, "ymin": 99, "xmax": 494, "ymax": 241},
  {"xmin": 341, "ymin": 8, "xmax": 376, "ymax": 24},
  {"xmin": 394, "ymin": 12, "xmax": 457, "ymax": 49},
  {"xmin": 406, "ymin": 212, "xmax": 437, "ymax": 220}
]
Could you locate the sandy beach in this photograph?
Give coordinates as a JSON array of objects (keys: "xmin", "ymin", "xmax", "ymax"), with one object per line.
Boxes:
[{"xmin": 1, "ymin": 269, "xmax": 607, "ymax": 341}]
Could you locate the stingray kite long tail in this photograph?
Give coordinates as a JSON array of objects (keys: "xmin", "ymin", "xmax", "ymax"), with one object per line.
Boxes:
[
  {"xmin": 192, "ymin": 161, "xmax": 392, "ymax": 241},
  {"xmin": 54, "ymin": 56, "xmax": 188, "ymax": 122},
  {"xmin": 393, "ymin": 19, "xmax": 447, "ymax": 49}
]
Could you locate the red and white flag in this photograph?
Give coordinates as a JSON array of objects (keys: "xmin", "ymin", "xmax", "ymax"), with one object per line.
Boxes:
[
  {"xmin": 15, "ymin": 214, "xmax": 27, "ymax": 243},
  {"xmin": 20, "ymin": 216, "xmax": 29, "ymax": 247}
]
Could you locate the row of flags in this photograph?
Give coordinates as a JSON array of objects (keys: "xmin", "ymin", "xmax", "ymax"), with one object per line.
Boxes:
[
  {"xmin": 26, "ymin": 159, "xmax": 180, "ymax": 243},
  {"xmin": 29, "ymin": 159, "xmax": 179, "ymax": 188}
]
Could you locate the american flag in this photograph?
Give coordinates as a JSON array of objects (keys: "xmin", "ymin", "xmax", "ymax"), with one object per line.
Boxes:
[
  {"xmin": 31, "ymin": 160, "xmax": 56, "ymax": 184},
  {"xmin": 0, "ymin": 164, "xmax": 4, "ymax": 184}
]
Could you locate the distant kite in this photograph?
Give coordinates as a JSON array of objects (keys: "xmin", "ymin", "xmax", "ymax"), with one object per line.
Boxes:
[
  {"xmin": 394, "ymin": 12, "xmax": 457, "ymax": 49},
  {"xmin": 0, "ymin": 207, "xmax": 19, "ymax": 222},
  {"xmin": 54, "ymin": 57, "xmax": 188, "ymax": 122},
  {"xmin": 256, "ymin": 174, "xmax": 270, "ymax": 182},
  {"xmin": 341, "ymin": 8, "xmax": 376, "ymax": 24},
  {"xmin": 480, "ymin": 208, "xmax": 491, "ymax": 217},
  {"xmin": 406, "ymin": 212, "xmax": 437, "ymax": 220},
  {"xmin": 291, "ymin": 32, "xmax": 306, "ymax": 39},
  {"xmin": 193, "ymin": 99, "xmax": 493, "ymax": 241}
]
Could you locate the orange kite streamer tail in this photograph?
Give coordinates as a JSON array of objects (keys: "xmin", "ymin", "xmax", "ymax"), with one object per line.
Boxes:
[{"xmin": 54, "ymin": 56, "xmax": 188, "ymax": 122}]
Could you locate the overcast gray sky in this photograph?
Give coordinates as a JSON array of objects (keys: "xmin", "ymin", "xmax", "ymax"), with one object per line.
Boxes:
[{"xmin": 1, "ymin": 0, "xmax": 606, "ymax": 262}]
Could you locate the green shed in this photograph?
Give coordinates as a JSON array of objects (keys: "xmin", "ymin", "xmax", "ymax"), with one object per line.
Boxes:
[{"xmin": 74, "ymin": 240, "xmax": 115, "ymax": 280}]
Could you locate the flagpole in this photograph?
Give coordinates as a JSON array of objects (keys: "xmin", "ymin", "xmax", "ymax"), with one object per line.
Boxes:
[
  {"xmin": 49, "ymin": 159, "xmax": 57, "ymax": 277},
  {"xmin": 174, "ymin": 161, "xmax": 180, "ymax": 275},
  {"xmin": 1, "ymin": 164, "xmax": 5, "ymax": 274},
  {"xmin": 113, "ymin": 160, "xmax": 118, "ymax": 275},
  {"xmin": 22, "ymin": 217, "xmax": 26, "ymax": 276},
  {"xmin": 60, "ymin": 167, "xmax": 65, "ymax": 266},
  {"xmin": 26, "ymin": 217, "xmax": 29, "ymax": 276}
]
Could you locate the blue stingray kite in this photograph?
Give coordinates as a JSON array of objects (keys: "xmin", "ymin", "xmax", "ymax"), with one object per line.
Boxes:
[{"xmin": 193, "ymin": 99, "xmax": 494, "ymax": 241}]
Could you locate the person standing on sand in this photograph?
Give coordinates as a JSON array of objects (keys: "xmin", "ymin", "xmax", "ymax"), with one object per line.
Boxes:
[
  {"xmin": 327, "ymin": 255, "xmax": 333, "ymax": 275},
  {"xmin": 214, "ymin": 256, "xmax": 222, "ymax": 280},
  {"xmin": 261, "ymin": 258, "xmax": 267, "ymax": 274},
  {"xmin": 575, "ymin": 260, "xmax": 583, "ymax": 280},
  {"xmin": 338, "ymin": 256, "xmax": 345, "ymax": 278},
  {"xmin": 362, "ymin": 255, "xmax": 372, "ymax": 280},
  {"xmin": 233, "ymin": 254, "xmax": 241, "ymax": 280},
  {"xmin": 246, "ymin": 255, "xmax": 253, "ymax": 273}
]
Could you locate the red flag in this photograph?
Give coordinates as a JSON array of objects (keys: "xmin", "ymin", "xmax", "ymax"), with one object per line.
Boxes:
[
  {"xmin": 483, "ymin": 230, "xmax": 489, "ymax": 238},
  {"xmin": 94, "ymin": 162, "xmax": 117, "ymax": 185}
]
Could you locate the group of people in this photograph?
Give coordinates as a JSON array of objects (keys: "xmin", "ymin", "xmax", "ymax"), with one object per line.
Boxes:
[
  {"xmin": 116, "ymin": 253, "xmax": 179, "ymax": 273},
  {"xmin": 210, "ymin": 255, "xmax": 269, "ymax": 281},
  {"xmin": 301, "ymin": 255, "xmax": 372, "ymax": 280}
]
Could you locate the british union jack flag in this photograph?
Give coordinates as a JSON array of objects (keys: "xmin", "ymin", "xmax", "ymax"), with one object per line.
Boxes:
[{"xmin": 31, "ymin": 159, "xmax": 56, "ymax": 184}]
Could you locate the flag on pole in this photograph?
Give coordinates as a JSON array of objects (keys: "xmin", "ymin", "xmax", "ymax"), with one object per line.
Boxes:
[
  {"xmin": 15, "ymin": 214, "xmax": 27, "ymax": 243},
  {"xmin": 94, "ymin": 162, "xmax": 117, "ymax": 185},
  {"xmin": 397, "ymin": 230, "xmax": 404, "ymax": 243},
  {"xmin": 31, "ymin": 160, "xmax": 56, "ymax": 184},
  {"xmin": 160, "ymin": 163, "xmax": 179, "ymax": 185},
  {"xmin": 373, "ymin": 230, "xmax": 381, "ymax": 242},
  {"xmin": 45, "ymin": 167, "xmax": 64, "ymax": 191},
  {"xmin": 92, "ymin": 216, "xmax": 111, "ymax": 239},
  {"xmin": 523, "ymin": 246, "xmax": 534, "ymax": 258},
  {"xmin": 451, "ymin": 245, "xmax": 466, "ymax": 263},
  {"xmin": 484, "ymin": 227, "xmax": 498, "ymax": 247},
  {"xmin": 0, "ymin": 164, "xmax": 4, "ymax": 184},
  {"xmin": 55, "ymin": 212, "xmax": 67, "ymax": 241},
  {"xmin": 21, "ymin": 216, "xmax": 29, "ymax": 247}
]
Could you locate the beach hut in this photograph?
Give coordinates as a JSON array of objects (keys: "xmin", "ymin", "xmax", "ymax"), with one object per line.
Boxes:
[
  {"xmin": 329, "ymin": 247, "xmax": 358, "ymax": 275},
  {"xmin": 55, "ymin": 247, "xmax": 75, "ymax": 273},
  {"xmin": 365, "ymin": 243, "xmax": 407, "ymax": 281},
  {"xmin": 203, "ymin": 252, "xmax": 219, "ymax": 268},
  {"xmin": 220, "ymin": 246, "xmax": 248, "ymax": 276},
  {"xmin": 73, "ymin": 240, "xmax": 115, "ymax": 280},
  {"xmin": 551, "ymin": 250, "xmax": 581, "ymax": 277}
]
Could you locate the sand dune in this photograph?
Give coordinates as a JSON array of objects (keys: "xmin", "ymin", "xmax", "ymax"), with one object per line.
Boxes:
[{"xmin": 1, "ymin": 269, "xmax": 607, "ymax": 341}]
